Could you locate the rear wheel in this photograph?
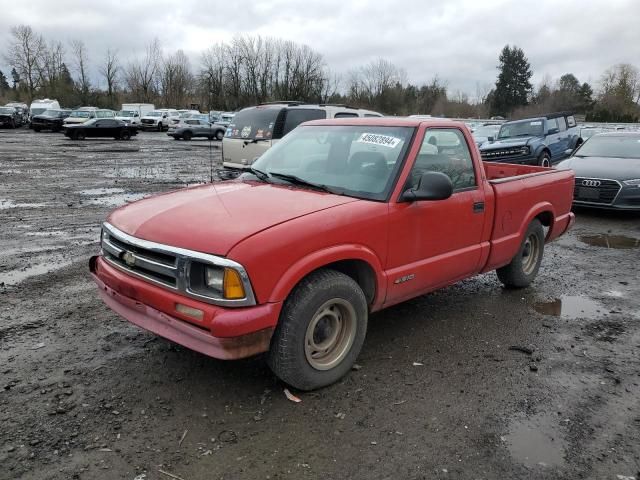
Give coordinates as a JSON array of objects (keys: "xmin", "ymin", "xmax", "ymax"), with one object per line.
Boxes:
[
  {"xmin": 120, "ymin": 130, "xmax": 131, "ymax": 141},
  {"xmin": 537, "ymin": 151, "xmax": 551, "ymax": 167},
  {"xmin": 182, "ymin": 131, "xmax": 192, "ymax": 141},
  {"xmin": 267, "ymin": 269, "xmax": 368, "ymax": 391},
  {"xmin": 496, "ymin": 219, "xmax": 544, "ymax": 288},
  {"xmin": 76, "ymin": 130, "xmax": 86, "ymax": 140},
  {"xmin": 157, "ymin": 122, "xmax": 163, "ymax": 132},
  {"xmin": 215, "ymin": 130, "xmax": 224, "ymax": 141}
]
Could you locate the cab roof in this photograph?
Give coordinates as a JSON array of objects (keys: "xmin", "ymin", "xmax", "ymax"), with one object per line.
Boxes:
[{"xmin": 303, "ymin": 116, "xmax": 463, "ymax": 129}]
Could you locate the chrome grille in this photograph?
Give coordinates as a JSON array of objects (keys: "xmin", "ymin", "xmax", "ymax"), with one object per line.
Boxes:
[
  {"xmin": 481, "ymin": 147, "xmax": 527, "ymax": 159},
  {"xmin": 573, "ymin": 177, "xmax": 621, "ymax": 205}
]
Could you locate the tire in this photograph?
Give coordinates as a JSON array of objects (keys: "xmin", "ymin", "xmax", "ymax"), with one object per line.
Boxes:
[
  {"xmin": 267, "ymin": 269, "xmax": 368, "ymax": 391},
  {"xmin": 33, "ymin": 127, "xmax": 41, "ymax": 132},
  {"xmin": 121, "ymin": 130, "xmax": 131, "ymax": 141},
  {"xmin": 157, "ymin": 122, "xmax": 163, "ymax": 132},
  {"xmin": 182, "ymin": 131, "xmax": 192, "ymax": 141},
  {"xmin": 537, "ymin": 151, "xmax": 551, "ymax": 167},
  {"xmin": 76, "ymin": 130, "xmax": 86, "ymax": 140},
  {"xmin": 215, "ymin": 130, "xmax": 224, "ymax": 141},
  {"xmin": 496, "ymin": 219, "xmax": 544, "ymax": 289}
]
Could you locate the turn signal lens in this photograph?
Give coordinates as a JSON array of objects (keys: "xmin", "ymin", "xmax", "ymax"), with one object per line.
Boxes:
[
  {"xmin": 223, "ymin": 268, "xmax": 245, "ymax": 299},
  {"xmin": 175, "ymin": 303, "xmax": 204, "ymax": 321}
]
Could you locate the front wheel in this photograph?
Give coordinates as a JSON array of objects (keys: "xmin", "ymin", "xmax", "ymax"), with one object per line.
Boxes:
[
  {"xmin": 215, "ymin": 130, "xmax": 224, "ymax": 141},
  {"xmin": 267, "ymin": 269, "xmax": 368, "ymax": 391},
  {"xmin": 537, "ymin": 151, "xmax": 551, "ymax": 167},
  {"xmin": 157, "ymin": 122, "xmax": 163, "ymax": 132},
  {"xmin": 120, "ymin": 130, "xmax": 131, "ymax": 140},
  {"xmin": 496, "ymin": 219, "xmax": 544, "ymax": 288}
]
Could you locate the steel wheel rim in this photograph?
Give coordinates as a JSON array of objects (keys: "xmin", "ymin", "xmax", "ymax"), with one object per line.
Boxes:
[
  {"xmin": 304, "ymin": 299, "xmax": 356, "ymax": 371},
  {"xmin": 521, "ymin": 233, "xmax": 540, "ymax": 275},
  {"xmin": 541, "ymin": 156, "xmax": 550, "ymax": 167}
]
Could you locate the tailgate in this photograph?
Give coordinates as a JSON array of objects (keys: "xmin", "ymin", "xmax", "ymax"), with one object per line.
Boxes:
[{"xmin": 483, "ymin": 166, "xmax": 575, "ymax": 271}]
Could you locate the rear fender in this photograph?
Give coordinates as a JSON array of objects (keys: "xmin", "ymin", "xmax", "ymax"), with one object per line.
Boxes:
[{"xmin": 268, "ymin": 245, "xmax": 387, "ymax": 309}]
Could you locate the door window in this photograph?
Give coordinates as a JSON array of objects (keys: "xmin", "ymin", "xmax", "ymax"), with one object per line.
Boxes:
[
  {"xmin": 334, "ymin": 112, "xmax": 359, "ymax": 118},
  {"xmin": 408, "ymin": 128, "xmax": 476, "ymax": 192},
  {"xmin": 546, "ymin": 118, "xmax": 558, "ymax": 132},
  {"xmin": 282, "ymin": 109, "xmax": 326, "ymax": 136},
  {"xmin": 557, "ymin": 116, "xmax": 567, "ymax": 131}
]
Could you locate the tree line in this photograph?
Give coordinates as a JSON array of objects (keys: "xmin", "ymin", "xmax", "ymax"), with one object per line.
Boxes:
[{"xmin": 1, "ymin": 24, "xmax": 639, "ymax": 122}]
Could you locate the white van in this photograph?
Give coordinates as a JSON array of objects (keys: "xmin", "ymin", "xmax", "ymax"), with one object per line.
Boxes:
[
  {"xmin": 116, "ymin": 103, "xmax": 155, "ymax": 126},
  {"xmin": 222, "ymin": 102, "xmax": 382, "ymax": 169},
  {"xmin": 30, "ymin": 99, "xmax": 60, "ymax": 118},
  {"xmin": 140, "ymin": 109, "xmax": 180, "ymax": 131}
]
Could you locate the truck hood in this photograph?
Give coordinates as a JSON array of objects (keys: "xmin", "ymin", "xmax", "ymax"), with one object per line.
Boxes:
[
  {"xmin": 480, "ymin": 136, "xmax": 539, "ymax": 150},
  {"xmin": 107, "ymin": 181, "xmax": 359, "ymax": 256}
]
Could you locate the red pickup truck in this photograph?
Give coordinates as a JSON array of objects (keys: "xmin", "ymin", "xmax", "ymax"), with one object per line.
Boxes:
[{"xmin": 90, "ymin": 118, "xmax": 575, "ymax": 390}]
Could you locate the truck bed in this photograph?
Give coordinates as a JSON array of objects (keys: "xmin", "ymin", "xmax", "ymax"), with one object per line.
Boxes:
[{"xmin": 481, "ymin": 162, "xmax": 575, "ymax": 273}]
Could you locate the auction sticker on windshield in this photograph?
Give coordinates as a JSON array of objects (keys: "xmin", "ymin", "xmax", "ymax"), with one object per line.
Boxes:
[{"xmin": 357, "ymin": 133, "xmax": 401, "ymax": 148}]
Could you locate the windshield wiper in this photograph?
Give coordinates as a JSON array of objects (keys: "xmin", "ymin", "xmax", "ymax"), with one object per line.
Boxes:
[
  {"xmin": 268, "ymin": 172, "xmax": 339, "ymax": 194},
  {"xmin": 247, "ymin": 167, "xmax": 271, "ymax": 182}
]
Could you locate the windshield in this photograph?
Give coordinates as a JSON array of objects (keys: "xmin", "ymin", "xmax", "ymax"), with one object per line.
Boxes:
[
  {"xmin": 498, "ymin": 120, "xmax": 543, "ymax": 139},
  {"xmin": 226, "ymin": 107, "xmax": 280, "ymax": 140},
  {"xmin": 473, "ymin": 125, "xmax": 500, "ymax": 137},
  {"xmin": 41, "ymin": 109, "xmax": 61, "ymax": 116},
  {"xmin": 96, "ymin": 110, "xmax": 113, "ymax": 118},
  {"xmin": 147, "ymin": 111, "xmax": 162, "ymax": 117},
  {"xmin": 31, "ymin": 107, "xmax": 47, "ymax": 115},
  {"xmin": 118, "ymin": 111, "xmax": 135, "ymax": 117},
  {"xmin": 249, "ymin": 125, "xmax": 414, "ymax": 201},
  {"xmin": 575, "ymin": 135, "xmax": 640, "ymax": 159},
  {"xmin": 0, "ymin": 107, "xmax": 14, "ymax": 114},
  {"xmin": 70, "ymin": 111, "xmax": 92, "ymax": 118}
]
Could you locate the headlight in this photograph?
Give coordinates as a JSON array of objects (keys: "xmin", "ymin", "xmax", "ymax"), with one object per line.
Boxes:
[
  {"xmin": 190, "ymin": 262, "xmax": 247, "ymax": 300},
  {"xmin": 520, "ymin": 146, "xmax": 530, "ymax": 155},
  {"xmin": 622, "ymin": 179, "xmax": 640, "ymax": 186}
]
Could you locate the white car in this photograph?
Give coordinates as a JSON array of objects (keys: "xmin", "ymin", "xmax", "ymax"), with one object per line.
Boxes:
[
  {"xmin": 30, "ymin": 99, "xmax": 60, "ymax": 119},
  {"xmin": 140, "ymin": 109, "xmax": 180, "ymax": 131}
]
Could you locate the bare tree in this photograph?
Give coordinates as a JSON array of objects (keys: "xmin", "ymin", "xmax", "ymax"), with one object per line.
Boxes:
[
  {"xmin": 99, "ymin": 49, "xmax": 120, "ymax": 107},
  {"xmin": 124, "ymin": 38, "xmax": 162, "ymax": 103},
  {"xmin": 160, "ymin": 50, "xmax": 193, "ymax": 108},
  {"xmin": 199, "ymin": 44, "xmax": 227, "ymax": 109},
  {"xmin": 70, "ymin": 39, "xmax": 91, "ymax": 104},
  {"xmin": 3, "ymin": 25, "xmax": 46, "ymax": 101}
]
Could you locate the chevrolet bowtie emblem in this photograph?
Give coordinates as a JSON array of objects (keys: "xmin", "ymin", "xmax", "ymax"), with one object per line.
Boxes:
[{"xmin": 122, "ymin": 251, "xmax": 136, "ymax": 267}]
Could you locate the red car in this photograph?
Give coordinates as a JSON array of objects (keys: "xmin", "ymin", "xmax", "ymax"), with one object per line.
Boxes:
[{"xmin": 91, "ymin": 118, "xmax": 575, "ymax": 390}]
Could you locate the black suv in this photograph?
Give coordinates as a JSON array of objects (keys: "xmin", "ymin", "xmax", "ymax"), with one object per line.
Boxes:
[
  {"xmin": 0, "ymin": 106, "xmax": 24, "ymax": 128},
  {"xmin": 31, "ymin": 109, "xmax": 72, "ymax": 132}
]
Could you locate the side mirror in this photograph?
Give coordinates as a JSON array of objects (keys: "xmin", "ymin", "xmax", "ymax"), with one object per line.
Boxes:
[
  {"xmin": 135, "ymin": 113, "xmax": 139, "ymax": 117},
  {"xmin": 548, "ymin": 127, "xmax": 559, "ymax": 135},
  {"xmin": 564, "ymin": 148, "xmax": 574, "ymax": 156},
  {"xmin": 487, "ymin": 136, "xmax": 494, "ymax": 142},
  {"xmin": 163, "ymin": 114, "xmax": 167, "ymax": 118},
  {"xmin": 402, "ymin": 171, "xmax": 453, "ymax": 202}
]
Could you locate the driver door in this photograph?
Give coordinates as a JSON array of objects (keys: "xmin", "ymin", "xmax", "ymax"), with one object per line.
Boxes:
[{"xmin": 385, "ymin": 127, "xmax": 487, "ymax": 305}]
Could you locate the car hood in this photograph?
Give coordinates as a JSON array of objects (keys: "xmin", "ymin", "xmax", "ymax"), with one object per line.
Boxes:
[
  {"xmin": 107, "ymin": 181, "xmax": 359, "ymax": 256},
  {"xmin": 556, "ymin": 156, "xmax": 640, "ymax": 180},
  {"xmin": 33, "ymin": 114, "xmax": 58, "ymax": 120},
  {"xmin": 480, "ymin": 136, "xmax": 539, "ymax": 150},
  {"xmin": 0, "ymin": 113, "xmax": 13, "ymax": 118}
]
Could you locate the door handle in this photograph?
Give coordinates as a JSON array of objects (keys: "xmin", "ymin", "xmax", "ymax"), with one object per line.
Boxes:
[{"xmin": 473, "ymin": 201, "xmax": 485, "ymax": 213}]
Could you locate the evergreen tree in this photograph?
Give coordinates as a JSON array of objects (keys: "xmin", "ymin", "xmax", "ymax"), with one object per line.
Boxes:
[
  {"xmin": 10, "ymin": 67, "xmax": 20, "ymax": 89},
  {"xmin": 0, "ymin": 70, "xmax": 10, "ymax": 93},
  {"xmin": 491, "ymin": 45, "xmax": 532, "ymax": 116}
]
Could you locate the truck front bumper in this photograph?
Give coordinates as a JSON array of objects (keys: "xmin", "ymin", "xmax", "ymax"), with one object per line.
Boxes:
[{"xmin": 90, "ymin": 256, "xmax": 280, "ymax": 360}]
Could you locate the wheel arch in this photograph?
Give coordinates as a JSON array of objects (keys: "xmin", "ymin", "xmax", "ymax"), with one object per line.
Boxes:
[{"xmin": 267, "ymin": 246, "xmax": 386, "ymax": 310}]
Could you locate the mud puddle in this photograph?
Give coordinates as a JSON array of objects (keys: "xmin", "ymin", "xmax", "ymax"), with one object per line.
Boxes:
[
  {"xmin": 1, "ymin": 259, "xmax": 73, "ymax": 286},
  {"xmin": 579, "ymin": 234, "xmax": 639, "ymax": 249},
  {"xmin": 86, "ymin": 192, "xmax": 147, "ymax": 206},
  {"xmin": 78, "ymin": 188, "xmax": 125, "ymax": 196},
  {"xmin": 505, "ymin": 413, "xmax": 566, "ymax": 468},
  {"xmin": 533, "ymin": 296, "xmax": 604, "ymax": 319}
]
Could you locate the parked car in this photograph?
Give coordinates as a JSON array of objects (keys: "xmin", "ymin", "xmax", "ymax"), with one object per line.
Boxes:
[
  {"xmin": 116, "ymin": 103, "xmax": 155, "ymax": 126},
  {"xmin": 31, "ymin": 109, "xmax": 72, "ymax": 132},
  {"xmin": 63, "ymin": 108, "xmax": 115, "ymax": 127},
  {"xmin": 5, "ymin": 102, "xmax": 29, "ymax": 124},
  {"xmin": 168, "ymin": 118, "xmax": 226, "ymax": 141},
  {"xmin": 479, "ymin": 112, "xmax": 581, "ymax": 167},
  {"xmin": 140, "ymin": 109, "xmax": 180, "ymax": 131},
  {"xmin": 0, "ymin": 106, "xmax": 24, "ymax": 128},
  {"xmin": 556, "ymin": 132, "xmax": 640, "ymax": 210},
  {"xmin": 471, "ymin": 124, "xmax": 501, "ymax": 147},
  {"xmin": 223, "ymin": 103, "xmax": 383, "ymax": 169},
  {"xmin": 90, "ymin": 117, "xmax": 575, "ymax": 390},
  {"xmin": 29, "ymin": 99, "xmax": 60, "ymax": 120},
  {"xmin": 64, "ymin": 118, "xmax": 137, "ymax": 140}
]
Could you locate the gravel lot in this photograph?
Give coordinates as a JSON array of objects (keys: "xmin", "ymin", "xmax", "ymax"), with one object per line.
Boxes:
[{"xmin": 1, "ymin": 128, "xmax": 639, "ymax": 480}]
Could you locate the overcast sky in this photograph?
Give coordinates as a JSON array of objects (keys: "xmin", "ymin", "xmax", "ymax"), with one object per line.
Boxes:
[{"xmin": 1, "ymin": 0, "xmax": 639, "ymax": 98}]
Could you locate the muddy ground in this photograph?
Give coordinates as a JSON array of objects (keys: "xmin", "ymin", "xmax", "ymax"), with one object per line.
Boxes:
[{"xmin": 1, "ymin": 128, "xmax": 639, "ymax": 480}]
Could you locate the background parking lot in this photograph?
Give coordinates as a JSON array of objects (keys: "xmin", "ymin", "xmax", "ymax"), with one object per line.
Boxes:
[{"xmin": 1, "ymin": 130, "xmax": 639, "ymax": 480}]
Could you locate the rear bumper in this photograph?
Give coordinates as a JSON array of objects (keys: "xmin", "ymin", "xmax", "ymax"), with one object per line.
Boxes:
[{"xmin": 90, "ymin": 256, "xmax": 279, "ymax": 360}]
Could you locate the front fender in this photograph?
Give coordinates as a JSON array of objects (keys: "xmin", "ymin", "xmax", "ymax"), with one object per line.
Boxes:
[{"xmin": 268, "ymin": 244, "xmax": 387, "ymax": 309}]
